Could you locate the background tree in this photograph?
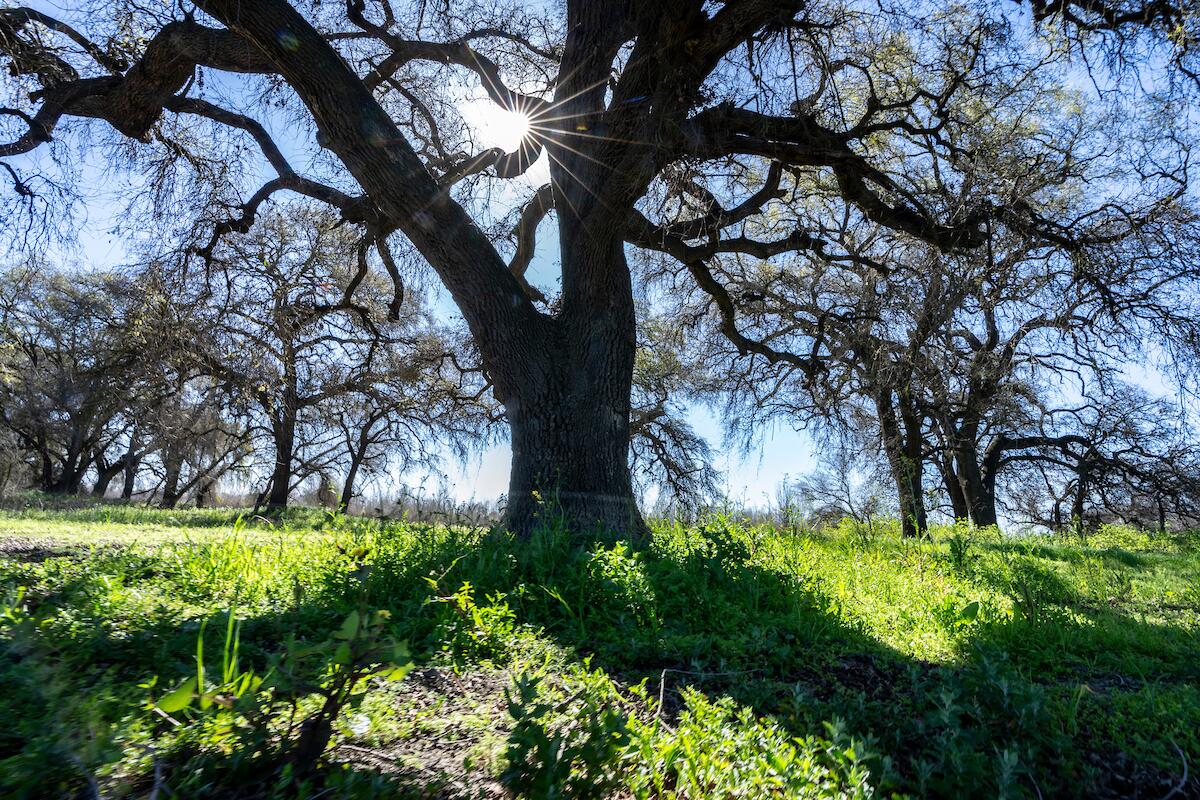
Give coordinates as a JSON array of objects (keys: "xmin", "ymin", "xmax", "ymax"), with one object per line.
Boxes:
[
  {"xmin": 0, "ymin": 265, "xmax": 160, "ymax": 494},
  {"xmin": 145, "ymin": 204, "xmax": 484, "ymax": 511},
  {"xmin": 645, "ymin": 45, "xmax": 1200, "ymax": 534},
  {"xmin": 325, "ymin": 331, "xmax": 495, "ymax": 512},
  {"xmin": 629, "ymin": 318, "xmax": 721, "ymax": 517}
]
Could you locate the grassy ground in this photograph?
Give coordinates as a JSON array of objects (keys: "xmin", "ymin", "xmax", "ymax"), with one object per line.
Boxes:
[{"xmin": 1, "ymin": 497, "xmax": 1197, "ymax": 799}]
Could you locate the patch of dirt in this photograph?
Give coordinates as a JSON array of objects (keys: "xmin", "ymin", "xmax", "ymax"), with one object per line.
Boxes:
[
  {"xmin": 1083, "ymin": 745, "xmax": 1198, "ymax": 800},
  {"xmin": 0, "ymin": 536, "xmax": 85, "ymax": 562},
  {"xmin": 789, "ymin": 652, "xmax": 939, "ymax": 705},
  {"xmin": 334, "ymin": 667, "xmax": 513, "ymax": 799}
]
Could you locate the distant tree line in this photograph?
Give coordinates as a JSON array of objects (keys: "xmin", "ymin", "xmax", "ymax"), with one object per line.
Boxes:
[
  {"xmin": 0, "ymin": 207, "xmax": 493, "ymax": 510},
  {"xmin": 0, "ymin": 204, "xmax": 717, "ymax": 513}
]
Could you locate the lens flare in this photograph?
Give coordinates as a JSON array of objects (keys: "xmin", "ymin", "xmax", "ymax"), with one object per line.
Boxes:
[{"xmin": 485, "ymin": 107, "xmax": 532, "ymax": 153}]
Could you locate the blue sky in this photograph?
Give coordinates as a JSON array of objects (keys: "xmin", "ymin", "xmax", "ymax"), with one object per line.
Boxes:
[{"xmin": 442, "ymin": 409, "xmax": 818, "ymax": 508}]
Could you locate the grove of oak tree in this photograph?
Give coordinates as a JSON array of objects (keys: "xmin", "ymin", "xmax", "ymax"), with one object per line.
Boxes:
[{"xmin": 2, "ymin": 0, "xmax": 1197, "ymax": 535}]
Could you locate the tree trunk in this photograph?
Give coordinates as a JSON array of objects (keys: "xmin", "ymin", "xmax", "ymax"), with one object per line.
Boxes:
[
  {"xmin": 1071, "ymin": 461, "xmax": 1089, "ymax": 534},
  {"xmin": 875, "ymin": 391, "xmax": 926, "ymax": 538},
  {"xmin": 49, "ymin": 450, "xmax": 90, "ymax": 494},
  {"xmin": 195, "ymin": 477, "xmax": 216, "ymax": 508},
  {"xmin": 37, "ymin": 442, "xmax": 54, "ymax": 492},
  {"xmin": 340, "ymin": 452, "xmax": 364, "ymax": 511},
  {"xmin": 940, "ymin": 456, "xmax": 970, "ymax": 522},
  {"xmin": 957, "ymin": 447, "xmax": 999, "ymax": 528},
  {"xmin": 340, "ymin": 412, "xmax": 382, "ymax": 511},
  {"xmin": 504, "ymin": 393, "xmax": 641, "ymax": 537},
  {"xmin": 161, "ymin": 449, "xmax": 184, "ymax": 509},
  {"xmin": 92, "ymin": 459, "xmax": 125, "ymax": 497},
  {"xmin": 265, "ymin": 415, "xmax": 295, "ymax": 511},
  {"xmin": 47, "ymin": 421, "xmax": 94, "ymax": 494},
  {"xmin": 499, "ymin": 235, "xmax": 643, "ymax": 539},
  {"xmin": 900, "ymin": 398, "xmax": 928, "ymax": 537},
  {"xmin": 121, "ymin": 456, "xmax": 141, "ymax": 500}
]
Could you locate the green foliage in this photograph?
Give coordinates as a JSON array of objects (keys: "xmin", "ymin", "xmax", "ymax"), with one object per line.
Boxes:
[
  {"xmin": 424, "ymin": 577, "xmax": 517, "ymax": 663},
  {"xmin": 0, "ymin": 503, "xmax": 1197, "ymax": 798},
  {"xmin": 625, "ymin": 689, "xmax": 881, "ymax": 799},
  {"xmin": 501, "ymin": 672, "xmax": 631, "ymax": 800}
]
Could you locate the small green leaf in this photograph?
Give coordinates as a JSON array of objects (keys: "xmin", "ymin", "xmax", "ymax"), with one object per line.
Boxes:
[
  {"xmin": 157, "ymin": 676, "xmax": 196, "ymax": 713},
  {"xmin": 380, "ymin": 663, "xmax": 413, "ymax": 682},
  {"xmin": 959, "ymin": 601, "xmax": 980, "ymax": 622},
  {"xmin": 333, "ymin": 642, "xmax": 352, "ymax": 665},
  {"xmin": 335, "ymin": 610, "xmax": 361, "ymax": 640}
]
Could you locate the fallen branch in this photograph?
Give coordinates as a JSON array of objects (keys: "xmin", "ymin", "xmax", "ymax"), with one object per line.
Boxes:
[{"xmin": 1161, "ymin": 741, "xmax": 1189, "ymax": 800}]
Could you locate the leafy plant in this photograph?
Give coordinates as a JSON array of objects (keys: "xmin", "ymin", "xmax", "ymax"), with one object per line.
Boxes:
[
  {"xmin": 501, "ymin": 673, "xmax": 631, "ymax": 800},
  {"xmin": 150, "ymin": 550, "xmax": 413, "ymax": 783},
  {"xmin": 948, "ymin": 533, "xmax": 972, "ymax": 574}
]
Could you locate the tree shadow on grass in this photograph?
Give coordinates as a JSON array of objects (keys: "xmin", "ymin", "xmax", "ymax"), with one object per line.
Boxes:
[
  {"xmin": 443, "ymin": 523, "xmax": 1199, "ymax": 799},
  {"xmin": 331, "ymin": 522, "xmax": 1198, "ymax": 797},
  {"xmin": 5, "ymin": 521, "xmax": 1198, "ymax": 799},
  {"xmin": 950, "ymin": 541, "xmax": 1200, "ymax": 684}
]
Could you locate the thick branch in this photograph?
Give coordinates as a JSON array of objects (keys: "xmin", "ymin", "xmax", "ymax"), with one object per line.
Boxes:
[
  {"xmin": 194, "ymin": 0, "xmax": 545, "ymax": 397},
  {"xmin": 508, "ymin": 184, "xmax": 554, "ymax": 303},
  {"xmin": 679, "ymin": 104, "xmax": 990, "ymax": 250}
]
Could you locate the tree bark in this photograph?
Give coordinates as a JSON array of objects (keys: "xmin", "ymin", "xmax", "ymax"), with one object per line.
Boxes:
[
  {"xmin": 265, "ymin": 414, "xmax": 296, "ymax": 511},
  {"xmin": 48, "ymin": 449, "xmax": 90, "ymax": 494},
  {"xmin": 1071, "ymin": 461, "xmax": 1090, "ymax": 534},
  {"xmin": 121, "ymin": 456, "xmax": 141, "ymax": 500},
  {"xmin": 340, "ymin": 450, "xmax": 365, "ymax": 511},
  {"xmin": 939, "ymin": 455, "xmax": 970, "ymax": 522},
  {"xmin": 504, "ymin": 388, "xmax": 642, "ymax": 538},
  {"xmin": 37, "ymin": 437, "xmax": 53, "ymax": 492},
  {"xmin": 339, "ymin": 413, "xmax": 379, "ymax": 511},
  {"xmin": 500, "ymin": 234, "xmax": 643, "ymax": 538},
  {"xmin": 876, "ymin": 390, "xmax": 927, "ymax": 538},
  {"xmin": 957, "ymin": 443, "xmax": 999, "ymax": 528},
  {"xmin": 161, "ymin": 448, "xmax": 184, "ymax": 509},
  {"xmin": 92, "ymin": 458, "xmax": 125, "ymax": 497},
  {"xmin": 195, "ymin": 477, "xmax": 217, "ymax": 507}
]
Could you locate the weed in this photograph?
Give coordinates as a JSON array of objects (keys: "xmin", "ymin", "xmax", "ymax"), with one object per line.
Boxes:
[{"xmin": 501, "ymin": 672, "xmax": 631, "ymax": 799}]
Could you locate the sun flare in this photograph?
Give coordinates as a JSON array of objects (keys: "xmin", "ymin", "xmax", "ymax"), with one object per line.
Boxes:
[{"xmin": 474, "ymin": 105, "xmax": 533, "ymax": 153}]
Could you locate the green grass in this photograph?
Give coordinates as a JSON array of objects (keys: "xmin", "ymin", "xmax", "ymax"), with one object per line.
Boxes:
[{"xmin": 1, "ymin": 502, "xmax": 1197, "ymax": 798}]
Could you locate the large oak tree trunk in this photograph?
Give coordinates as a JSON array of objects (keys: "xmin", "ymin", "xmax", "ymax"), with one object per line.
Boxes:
[
  {"xmin": 500, "ymin": 236, "xmax": 643, "ymax": 538},
  {"xmin": 504, "ymin": 374, "xmax": 641, "ymax": 537}
]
